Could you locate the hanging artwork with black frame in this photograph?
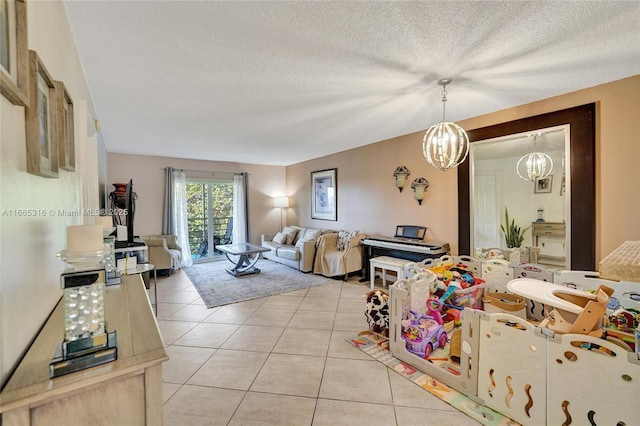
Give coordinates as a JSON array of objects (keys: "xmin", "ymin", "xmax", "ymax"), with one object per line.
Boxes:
[
  {"xmin": 311, "ymin": 168, "xmax": 337, "ymax": 221},
  {"xmin": 0, "ymin": 0, "xmax": 29, "ymax": 106},
  {"xmin": 55, "ymin": 80, "xmax": 75, "ymax": 171},
  {"xmin": 534, "ymin": 175, "xmax": 553, "ymax": 194},
  {"xmin": 26, "ymin": 50, "xmax": 58, "ymax": 178}
]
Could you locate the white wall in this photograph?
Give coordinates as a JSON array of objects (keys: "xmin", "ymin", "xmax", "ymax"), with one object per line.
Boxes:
[
  {"xmin": 0, "ymin": 1, "xmax": 100, "ymax": 385},
  {"xmin": 475, "ymin": 148, "xmax": 566, "ymax": 248}
]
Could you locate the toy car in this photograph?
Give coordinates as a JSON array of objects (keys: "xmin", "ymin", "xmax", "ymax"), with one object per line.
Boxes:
[{"xmin": 401, "ymin": 310, "xmax": 448, "ymax": 359}]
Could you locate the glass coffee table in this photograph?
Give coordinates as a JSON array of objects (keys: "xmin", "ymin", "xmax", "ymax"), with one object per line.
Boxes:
[{"xmin": 215, "ymin": 243, "xmax": 271, "ymax": 277}]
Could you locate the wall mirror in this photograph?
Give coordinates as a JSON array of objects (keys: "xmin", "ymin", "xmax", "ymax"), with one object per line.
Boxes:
[
  {"xmin": 458, "ymin": 103, "xmax": 595, "ymax": 271},
  {"xmin": 470, "ymin": 126, "xmax": 569, "ymax": 268}
]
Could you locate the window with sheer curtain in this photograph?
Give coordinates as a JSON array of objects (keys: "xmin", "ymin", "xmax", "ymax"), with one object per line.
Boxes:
[{"xmin": 163, "ymin": 168, "xmax": 249, "ymax": 266}]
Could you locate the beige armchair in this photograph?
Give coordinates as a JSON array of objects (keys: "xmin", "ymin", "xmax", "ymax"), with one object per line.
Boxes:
[
  {"xmin": 142, "ymin": 235, "xmax": 183, "ymax": 274},
  {"xmin": 313, "ymin": 231, "xmax": 365, "ymax": 280}
]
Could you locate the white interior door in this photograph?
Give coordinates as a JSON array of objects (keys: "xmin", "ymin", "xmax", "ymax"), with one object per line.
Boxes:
[{"xmin": 474, "ymin": 172, "xmax": 501, "ymax": 249}]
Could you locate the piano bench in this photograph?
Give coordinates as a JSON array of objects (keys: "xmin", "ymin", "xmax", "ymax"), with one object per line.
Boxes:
[{"xmin": 369, "ymin": 256, "xmax": 410, "ymax": 290}]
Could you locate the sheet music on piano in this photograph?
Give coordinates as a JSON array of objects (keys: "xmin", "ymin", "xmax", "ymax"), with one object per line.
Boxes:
[{"xmin": 392, "ymin": 225, "xmax": 427, "ymax": 241}]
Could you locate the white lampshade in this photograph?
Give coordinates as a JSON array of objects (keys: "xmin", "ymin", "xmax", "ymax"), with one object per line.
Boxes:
[
  {"xmin": 94, "ymin": 215, "xmax": 113, "ymax": 230},
  {"xmin": 273, "ymin": 196, "xmax": 289, "ymax": 208},
  {"xmin": 66, "ymin": 225, "xmax": 103, "ymax": 252}
]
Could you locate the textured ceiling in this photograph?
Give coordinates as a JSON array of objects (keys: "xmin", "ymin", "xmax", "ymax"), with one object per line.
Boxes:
[{"xmin": 63, "ymin": 1, "xmax": 640, "ymax": 166}]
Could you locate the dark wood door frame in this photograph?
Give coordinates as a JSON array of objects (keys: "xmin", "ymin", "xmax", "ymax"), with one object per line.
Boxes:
[{"xmin": 457, "ymin": 103, "xmax": 596, "ymax": 271}]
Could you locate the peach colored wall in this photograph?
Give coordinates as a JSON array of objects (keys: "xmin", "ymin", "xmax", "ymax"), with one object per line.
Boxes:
[
  {"xmin": 287, "ymin": 75, "xmax": 640, "ymax": 264},
  {"xmin": 107, "ymin": 153, "xmax": 286, "ymax": 244},
  {"xmin": 287, "ymin": 134, "xmax": 459, "ymax": 250}
]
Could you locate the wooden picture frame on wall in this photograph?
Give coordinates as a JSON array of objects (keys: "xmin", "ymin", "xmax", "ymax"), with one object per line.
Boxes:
[
  {"xmin": 26, "ymin": 50, "xmax": 58, "ymax": 178},
  {"xmin": 0, "ymin": 0, "xmax": 29, "ymax": 106},
  {"xmin": 311, "ymin": 168, "xmax": 337, "ymax": 221},
  {"xmin": 55, "ymin": 80, "xmax": 75, "ymax": 171}
]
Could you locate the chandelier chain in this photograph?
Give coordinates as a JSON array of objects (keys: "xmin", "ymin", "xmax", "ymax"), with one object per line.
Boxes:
[{"xmin": 441, "ymin": 87, "xmax": 447, "ymax": 122}]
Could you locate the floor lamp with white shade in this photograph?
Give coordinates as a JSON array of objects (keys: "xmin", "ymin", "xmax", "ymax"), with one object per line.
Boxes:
[{"xmin": 273, "ymin": 196, "xmax": 289, "ymax": 230}]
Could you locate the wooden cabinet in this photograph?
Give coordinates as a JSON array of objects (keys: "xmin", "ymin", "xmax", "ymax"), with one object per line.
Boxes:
[
  {"xmin": 0, "ymin": 275, "xmax": 167, "ymax": 425},
  {"xmin": 531, "ymin": 221, "xmax": 566, "ymax": 268}
]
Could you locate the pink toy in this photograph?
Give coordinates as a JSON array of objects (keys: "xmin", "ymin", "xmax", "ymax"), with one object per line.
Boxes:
[{"xmin": 426, "ymin": 298, "xmax": 444, "ymax": 325}]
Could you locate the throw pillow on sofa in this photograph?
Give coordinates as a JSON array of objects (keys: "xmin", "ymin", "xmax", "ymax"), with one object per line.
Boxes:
[
  {"xmin": 337, "ymin": 230, "xmax": 359, "ymax": 251},
  {"xmin": 272, "ymin": 232, "xmax": 287, "ymax": 244},
  {"xmin": 282, "ymin": 226, "xmax": 299, "ymax": 245},
  {"xmin": 295, "ymin": 228, "xmax": 322, "ymax": 247}
]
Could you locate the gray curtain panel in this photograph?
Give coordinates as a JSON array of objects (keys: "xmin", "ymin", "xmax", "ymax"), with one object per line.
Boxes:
[{"xmin": 162, "ymin": 167, "xmax": 175, "ymax": 235}]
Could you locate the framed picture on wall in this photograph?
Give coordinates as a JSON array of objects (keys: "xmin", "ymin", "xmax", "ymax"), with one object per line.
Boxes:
[
  {"xmin": 0, "ymin": 0, "xmax": 29, "ymax": 106},
  {"xmin": 534, "ymin": 175, "xmax": 552, "ymax": 194},
  {"xmin": 311, "ymin": 168, "xmax": 337, "ymax": 221},
  {"xmin": 25, "ymin": 50, "xmax": 59, "ymax": 178},
  {"xmin": 55, "ymin": 80, "xmax": 75, "ymax": 171}
]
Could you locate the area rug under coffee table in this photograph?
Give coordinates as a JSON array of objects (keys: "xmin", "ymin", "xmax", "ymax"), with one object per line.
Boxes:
[
  {"xmin": 348, "ymin": 332, "xmax": 518, "ymax": 426},
  {"xmin": 184, "ymin": 259, "xmax": 336, "ymax": 308}
]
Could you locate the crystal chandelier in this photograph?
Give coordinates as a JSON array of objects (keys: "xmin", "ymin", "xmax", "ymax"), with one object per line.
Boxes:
[
  {"xmin": 516, "ymin": 134, "xmax": 553, "ymax": 181},
  {"xmin": 423, "ymin": 78, "xmax": 469, "ymax": 171}
]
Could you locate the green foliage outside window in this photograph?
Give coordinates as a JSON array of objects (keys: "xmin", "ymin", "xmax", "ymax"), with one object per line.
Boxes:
[{"xmin": 186, "ymin": 182, "xmax": 233, "ymax": 256}]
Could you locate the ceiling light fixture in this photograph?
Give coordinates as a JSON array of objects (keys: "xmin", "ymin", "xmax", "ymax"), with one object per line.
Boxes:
[
  {"xmin": 516, "ymin": 134, "xmax": 553, "ymax": 181},
  {"xmin": 423, "ymin": 78, "xmax": 469, "ymax": 171}
]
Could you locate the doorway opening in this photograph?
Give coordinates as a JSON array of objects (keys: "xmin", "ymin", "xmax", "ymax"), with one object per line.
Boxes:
[{"xmin": 186, "ymin": 180, "xmax": 234, "ymax": 262}]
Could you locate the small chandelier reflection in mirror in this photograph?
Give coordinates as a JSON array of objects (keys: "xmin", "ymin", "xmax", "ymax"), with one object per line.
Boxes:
[
  {"xmin": 423, "ymin": 78, "xmax": 469, "ymax": 171},
  {"xmin": 516, "ymin": 134, "xmax": 553, "ymax": 181}
]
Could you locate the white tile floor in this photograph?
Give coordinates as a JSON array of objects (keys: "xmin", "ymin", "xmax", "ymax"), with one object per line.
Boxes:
[{"xmin": 156, "ymin": 261, "xmax": 479, "ymax": 425}]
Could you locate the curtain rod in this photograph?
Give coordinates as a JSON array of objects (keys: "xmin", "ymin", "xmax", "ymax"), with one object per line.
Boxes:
[{"xmin": 162, "ymin": 167, "xmax": 242, "ymax": 176}]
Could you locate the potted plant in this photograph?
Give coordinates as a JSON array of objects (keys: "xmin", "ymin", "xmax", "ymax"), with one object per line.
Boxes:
[{"xmin": 500, "ymin": 207, "xmax": 531, "ymax": 248}]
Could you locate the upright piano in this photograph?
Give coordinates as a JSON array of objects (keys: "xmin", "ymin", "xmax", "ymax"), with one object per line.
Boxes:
[{"xmin": 360, "ymin": 226, "xmax": 450, "ymax": 282}]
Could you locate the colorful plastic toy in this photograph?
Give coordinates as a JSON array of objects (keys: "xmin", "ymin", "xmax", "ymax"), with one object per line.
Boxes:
[{"xmin": 401, "ymin": 306, "xmax": 448, "ymax": 359}]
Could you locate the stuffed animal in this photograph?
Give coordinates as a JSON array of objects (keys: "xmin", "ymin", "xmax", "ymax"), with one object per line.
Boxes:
[{"xmin": 364, "ymin": 289, "xmax": 390, "ymax": 336}]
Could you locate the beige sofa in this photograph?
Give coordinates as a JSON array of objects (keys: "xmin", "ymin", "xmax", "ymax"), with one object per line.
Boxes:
[
  {"xmin": 261, "ymin": 226, "xmax": 328, "ymax": 272},
  {"xmin": 141, "ymin": 234, "xmax": 183, "ymax": 274}
]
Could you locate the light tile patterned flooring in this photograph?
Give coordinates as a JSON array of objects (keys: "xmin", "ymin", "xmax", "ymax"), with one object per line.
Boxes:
[{"xmin": 156, "ymin": 261, "xmax": 479, "ymax": 425}]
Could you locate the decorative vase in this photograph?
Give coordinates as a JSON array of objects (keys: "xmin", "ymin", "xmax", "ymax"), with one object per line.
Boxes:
[{"xmin": 109, "ymin": 183, "xmax": 127, "ymax": 209}]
